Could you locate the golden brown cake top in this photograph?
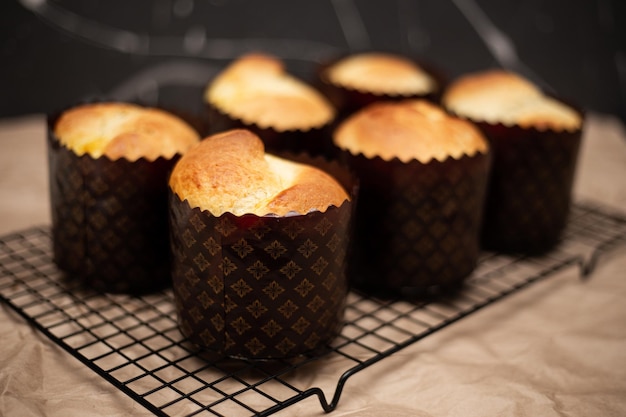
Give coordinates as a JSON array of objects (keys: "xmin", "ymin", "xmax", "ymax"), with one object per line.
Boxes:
[
  {"xmin": 323, "ymin": 52, "xmax": 437, "ymax": 96},
  {"xmin": 169, "ymin": 129, "xmax": 349, "ymax": 216},
  {"xmin": 54, "ymin": 102, "xmax": 200, "ymax": 161},
  {"xmin": 333, "ymin": 100, "xmax": 488, "ymax": 163},
  {"xmin": 204, "ymin": 53, "xmax": 335, "ymax": 131},
  {"xmin": 442, "ymin": 70, "xmax": 582, "ymax": 131}
]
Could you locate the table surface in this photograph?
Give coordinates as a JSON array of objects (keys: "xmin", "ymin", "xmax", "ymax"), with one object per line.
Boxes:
[{"xmin": 0, "ymin": 113, "xmax": 625, "ymax": 417}]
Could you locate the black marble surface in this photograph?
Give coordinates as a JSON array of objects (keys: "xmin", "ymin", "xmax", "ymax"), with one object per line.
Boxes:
[{"xmin": 1, "ymin": 0, "xmax": 624, "ymax": 122}]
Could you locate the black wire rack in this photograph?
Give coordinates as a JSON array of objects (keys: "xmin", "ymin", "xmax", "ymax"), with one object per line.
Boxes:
[{"xmin": 1, "ymin": 201, "xmax": 625, "ymax": 417}]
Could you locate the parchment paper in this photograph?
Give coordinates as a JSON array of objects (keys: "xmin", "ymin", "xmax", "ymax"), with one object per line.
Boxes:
[{"xmin": 1, "ymin": 113, "xmax": 625, "ymax": 417}]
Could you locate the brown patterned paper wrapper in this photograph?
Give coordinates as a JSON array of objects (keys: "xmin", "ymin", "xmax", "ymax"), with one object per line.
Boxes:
[
  {"xmin": 339, "ymin": 149, "xmax": 491, "ymax": 298},
  {"xmin": 206, "ymin": 103, "xmax": 335, "ymax": 159},
  {"xmin": 315, "ymin": 56, "xmax": 446, "ymax": 124},
  {"xmin": 47, "ymin": 113, "xmax": 178, "ymax": 294},
  {"xmin": 474, "ymin": 117, "xmax": 584, "ymax": 254},
  {"xmin": 169, "ymin": 156, "xmax": 356, "ymax": 360}
]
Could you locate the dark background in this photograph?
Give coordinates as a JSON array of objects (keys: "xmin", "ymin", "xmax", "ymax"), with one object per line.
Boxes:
[{"xmin": 1, "ymin": 0, "xmax": 625, "ymax": 123}]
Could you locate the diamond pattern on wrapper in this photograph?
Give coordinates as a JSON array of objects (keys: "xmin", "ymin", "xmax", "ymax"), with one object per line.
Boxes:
[
  {"xmin": 169, "ymin": 162, "xmax": 355, "ymax": 359},
  {"xmin": 478, "ymin": 121, "xmax": 582, "ymax": 253},
  {"xmin": 345, "ymin": 151, "xmax": 491, "ymax": 297},
  {"xmin": 47, "ymin": 118, "xmax": 177, "ymax": 294}
]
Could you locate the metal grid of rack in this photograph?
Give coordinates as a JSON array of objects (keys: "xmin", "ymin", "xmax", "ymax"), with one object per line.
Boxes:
[{"xmin": 1, "ymin": 201, "xmax": 625, "ymax": 417}]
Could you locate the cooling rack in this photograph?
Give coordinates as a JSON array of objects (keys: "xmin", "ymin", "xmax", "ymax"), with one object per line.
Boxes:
[{"xmin": 1, "ymin": 201, "xmax": 625, "ymax": 417}]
